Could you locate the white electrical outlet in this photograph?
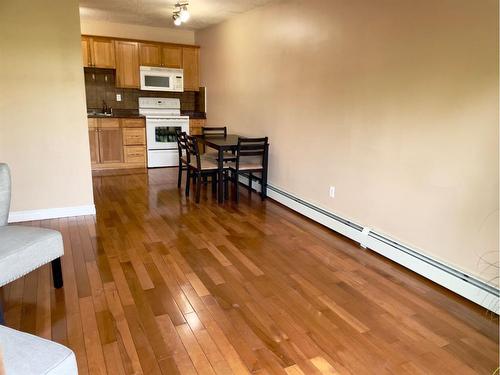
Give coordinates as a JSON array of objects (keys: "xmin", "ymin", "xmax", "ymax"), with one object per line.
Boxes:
[
  {"xmin": 116, "ymin": 94, "xmax": 122, "ymax": 101},
  {"xmin": 329, "ymin": 186, "xmax": 335, "ymax": 198}
]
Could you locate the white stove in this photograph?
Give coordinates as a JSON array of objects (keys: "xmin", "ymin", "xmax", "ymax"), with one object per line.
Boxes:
[{"xmin": 139, "ymin": 97, "xmax": 189, "ymax": 168}]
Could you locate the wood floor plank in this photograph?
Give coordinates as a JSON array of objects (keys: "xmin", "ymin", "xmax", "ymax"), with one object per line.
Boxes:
[
  {"xmin": 79, "ymin": 296, "xmax": 107, "ymax": 375},
  {"xmin": 176, "ymin": 323, "xmax": 217, "ymax": 375},
  {"xmin": 35, "ymin": 264, "xmax": 51, "ymax": 339},
  {"xmin": 103, "ymin": 341, "xmax": 126, "ymax": 375},
  {"xmin": 310, "ymin": 356, "xmax": 338, "ymax": 375},
  {"xmin": 317, "ymin": 295, "xmax": 370, "ymax": 334},
  {"xmin": 104, "ymin": 282, "xmax": 144, "ymax": 375},
  {"xmin": 284, "ymin": 364, "xmax": 306, "ymax": 375}
]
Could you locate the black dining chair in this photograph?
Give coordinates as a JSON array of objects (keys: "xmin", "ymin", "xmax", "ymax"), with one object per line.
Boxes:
[
  {"xmin": 185, "ymin": 135, "xmax": 220, "ymax": 203},
  {"xmin": 176, "ymin": 130, "xmax": 189, "ymax": 190},
  {"xmin": 202, "ymin": 126, "xmax": 227, "ymax": 137},
  {"xmin": 229, "ymin": 137, "xmax": 269, "ymax": 202}
]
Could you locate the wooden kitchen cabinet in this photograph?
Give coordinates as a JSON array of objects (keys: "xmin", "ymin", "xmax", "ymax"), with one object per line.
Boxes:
[
  {"xmin": 81, "ymin": 36, "xmax": 115, "ymax": 68},
  {"xmin": 182, "ymin": 47, "xmax": 199, "ymax": 91},
  {"xmin": 88, "ymin": 129, "xmax": 100, "ymax": 164},
  {"xmin": 82, "ymin": 34, "xmax": 200, "ymax": 91},
  {"xmin": 99, "ymin": 128, "xmax": 123, "ymax": 164},
  {"xmin": 189, "ymin": 118, "xmax": 205, "ymax": 135},
  {"xmin": 140, "ymin": 43, "xmax": 183, "ymax": 68},
  {"xmin": 139, "ymin": 43, "xmax": 162, "ymax": 67},
  {"xmin": 162, "ymin": 46, "xmax": 182, "ymax": 68},
  {"xmin": 121, "ymin": 118, "xmax": 145, "ymax": 128},
  {"xmin": 92, "ymin": 38, "xmax": 116, "ymax": 68},
  {"xmin": 123, "ymin": 128, "xmax": 146, "ymax": 146},
  {"xmin": 115, "ymin": 41, "xmax": 140, "ymax": 88},
  {"xmin": 88, "ymin": 117, "xmax": 146, "ymax": 170},
  {"xmin": 81, "ymin": 37, "xmax": 91, "ymax": 68},
  {"xmin": 124, "ymin": 146, "xmax": 146, "ymax": 164}
]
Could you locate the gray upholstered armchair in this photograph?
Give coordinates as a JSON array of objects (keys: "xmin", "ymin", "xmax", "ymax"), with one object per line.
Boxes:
[{"xmin": 0, "ymin": 163, "xmax": 64, "ymax": 323}]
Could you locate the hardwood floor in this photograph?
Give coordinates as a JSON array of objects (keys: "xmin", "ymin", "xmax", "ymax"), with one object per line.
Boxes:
[{"xmin": 3, "ymin": 168, "xmax": 499, "ymax": 374}]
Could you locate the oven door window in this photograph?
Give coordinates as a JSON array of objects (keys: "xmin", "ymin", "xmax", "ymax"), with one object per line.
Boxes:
[
  {"xmin": 145, "ymin": 75, "xmax": 170, "ymax": 88},
  {"xmin": 155, "ymin": 126, "xmax": 181, "ymax": 143}
]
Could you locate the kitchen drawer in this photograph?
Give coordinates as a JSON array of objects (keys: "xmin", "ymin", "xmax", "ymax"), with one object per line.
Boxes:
[
  {"xmin": 124, "ymin": 146, "xmax": 146, "ymax": 164},
  {"xmin": 99, "ymin": 118, "xmax": 120, "ymax": 128},
  {"xmin": 123, "ymin": 128, "xmax": 145, "ymax": 146},
  {"xmin": 121, "ymin": 118, "xmax": 145, "ymax": 128},
  {"xmin": 88, "ymin": 118, "xmax": 98, "ymax": 128}
]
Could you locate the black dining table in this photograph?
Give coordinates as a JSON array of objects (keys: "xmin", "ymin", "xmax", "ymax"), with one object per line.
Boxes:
[{"xmin": 195, "ymin": 134, "xmax": 240, "ymax": 203}]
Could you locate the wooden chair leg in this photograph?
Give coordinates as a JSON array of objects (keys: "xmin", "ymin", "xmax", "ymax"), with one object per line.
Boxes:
[
  {"xmin": 51, "ymin": 258, "xmax": 63, "ymax": 289},
  {"xmin": 177, "ymin": 162, "xmax": 183, "ymax": 188},
  {"xmin": 195, "ymin": 173, "xmax": 202, "ymax": 203}
]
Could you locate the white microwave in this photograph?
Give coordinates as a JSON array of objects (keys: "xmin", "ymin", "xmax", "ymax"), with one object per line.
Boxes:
[{"xmin": 140, "ymin": 66, "xmax": 184, "ymax": 92}]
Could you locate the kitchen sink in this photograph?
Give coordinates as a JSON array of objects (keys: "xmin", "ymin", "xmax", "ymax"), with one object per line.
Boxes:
[{"xmin": 87, "ymin": 111, "xmax": 112, "ymax": 117}]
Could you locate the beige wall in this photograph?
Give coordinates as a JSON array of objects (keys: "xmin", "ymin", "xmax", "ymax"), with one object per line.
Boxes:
[
  {"xmin": 196, "ymin": 0, "xmax": 499, "ymax": 283},
  {"xmin": 0, "ymin": 0, "xmax": 94, "ymax": 212},
  {"xmin": 81, "ymin": 19, "xmax": 195, "ymax": 45}
]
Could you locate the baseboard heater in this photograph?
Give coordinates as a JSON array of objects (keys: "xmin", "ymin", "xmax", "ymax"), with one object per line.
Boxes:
[{"xmin": 239, "ymin": 174, "xmax": 499, "ymax": 314}]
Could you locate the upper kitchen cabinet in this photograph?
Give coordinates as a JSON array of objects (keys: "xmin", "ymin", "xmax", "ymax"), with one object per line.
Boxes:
[
  {"xmin": 81, "ymin": 37, "xmax": 91, "ymax": 67},
  {"xmin": 139, "ymin": 43, "xmax": 162, "ymax": 67},
  {"xmin": 182, "ymin": 47, "xmax": 199, "ymax": 91},
  {"xmin": 92, "ymin": 38, "xmax": 116, "ymax": 68},
  {"xmin": 140, "ymin": 43, "xmax": 183, "ymax": 68},
  {"xmin": 162, "ymin": 46, "xmax": 182, "ymax": 68},
  {"xmin": 115, "ymin": 41, "xmax": 140, "ymax": 89},
  {"xmin": 81, "ymin": 36, "xmax": 116, "ymax": 68}
]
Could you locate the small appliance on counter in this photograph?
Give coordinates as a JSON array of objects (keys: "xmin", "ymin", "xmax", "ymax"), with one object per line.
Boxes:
[
  {"xmin": 140, "ymin": 66, "xmax": 184, "ymax": 92},
  {"xmin": 139, "ymin": 97, "xmax": 189, "ymax": 168}
]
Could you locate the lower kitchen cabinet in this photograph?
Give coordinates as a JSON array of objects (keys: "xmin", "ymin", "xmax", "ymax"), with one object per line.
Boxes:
[
  {"xmin": 124, "ymin": 146, "xmax": 147, "ymax": 164},
  {"xmin": 99, "ymin": 128, "xmax": 123, "ymax": 163},
  {"xmin": 88, "ymin": 129, "xmax": 100, "ymax": 164},
  {"xmin": 189, "ymin": 118, "xmax": 206, "ymax": 135},
  {"xmin": 88, "ymin": 117, "xmax": 146, "ymax": 170}
]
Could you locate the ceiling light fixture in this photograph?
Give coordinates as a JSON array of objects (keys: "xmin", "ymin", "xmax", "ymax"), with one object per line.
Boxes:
[
  {"xmin": 173, "ymin": 13, "xmax": 182, "ymax": 26},
  {"xmin": 173, "ymin": 2, "xmax": 190, "ymax": 26}
]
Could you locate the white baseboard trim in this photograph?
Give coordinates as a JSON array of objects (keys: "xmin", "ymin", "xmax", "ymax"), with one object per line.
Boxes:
[
  {"xmin": 239, "ymin": 175, "xmax": 499, "ymax": 314},
  {"xmin": 8, "ymin": 205, "xmax": 96, "ymax": 223}
]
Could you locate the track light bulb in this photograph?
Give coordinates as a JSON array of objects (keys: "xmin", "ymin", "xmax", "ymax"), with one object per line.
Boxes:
[{"xmin": 179, "ymin": 6, "xmax": 190, "ymax": 22}]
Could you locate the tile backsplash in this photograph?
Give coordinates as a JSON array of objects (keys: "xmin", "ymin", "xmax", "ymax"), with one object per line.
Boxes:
[{"xmin": 84, "ymin": 68, "xmax": 200, "ymax": 112}]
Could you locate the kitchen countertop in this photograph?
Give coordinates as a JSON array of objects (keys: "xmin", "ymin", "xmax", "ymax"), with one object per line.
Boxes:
[
  {"xmin": 87, "ymin": 109, "xmax": 206, "ymax": 119},
  {"xmin": 87, "ymin": 109, "xmax": 144, "ymax": 118},
  {"xmin": 182, "ymin": 111, "xmax": 207, "ymax": 119}
]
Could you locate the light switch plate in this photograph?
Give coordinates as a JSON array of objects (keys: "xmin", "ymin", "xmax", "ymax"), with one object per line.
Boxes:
[{"xmin": 116, "ymin": 94, "xmax": 122, "ymax": 101}]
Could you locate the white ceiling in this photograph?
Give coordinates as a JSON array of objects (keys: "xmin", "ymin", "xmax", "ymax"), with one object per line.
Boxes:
[{"xmin": 79, "ymin": 0, "xmax": 277, "ymax": 30}]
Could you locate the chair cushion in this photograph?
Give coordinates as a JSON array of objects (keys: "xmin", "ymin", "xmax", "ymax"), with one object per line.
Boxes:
[
  {"xmin": 0, "ymin": 226, "xmax": 64, "ymax": 287},
  {"xmin": 203, "ymin": 150, "xmax": 235, "ymax": 161},
  {"xmin": 0, "ymin": 325, "xmax": 77, "ymax": 374},
  {"xmin": 228, "ymin": 161, "xmax": 263, "ymax": 171},
  {"xmin": 190, "ymin": 157, "xmax": 219, "ymax": 171}
]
